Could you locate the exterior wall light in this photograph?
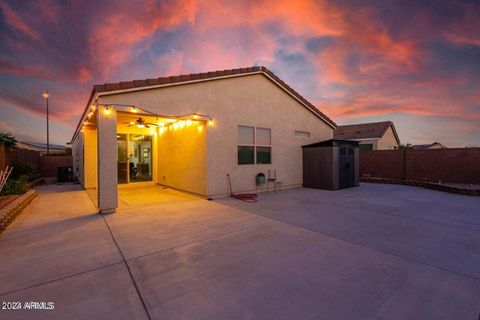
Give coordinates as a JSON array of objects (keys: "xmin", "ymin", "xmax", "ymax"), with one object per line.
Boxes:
[
  {"xmin": 208, "ymin": 119, "xmax": 214, "ymax": 126},
  {"xmin": 130, "ymin": 106, "xmax": 137, "ymax": 113},
  {"xmin": 103, "ymin": 106, "xmax": 112, "ymax": 115}
]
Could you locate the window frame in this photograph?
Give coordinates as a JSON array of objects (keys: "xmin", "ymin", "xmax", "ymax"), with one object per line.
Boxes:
[
  {"xmin": 237, "ymin": 125, "xmax": 272, "ymax": 165},
  {"xmin": 294, "ymin": 130, "xmax": 310, "ymax": 138}
]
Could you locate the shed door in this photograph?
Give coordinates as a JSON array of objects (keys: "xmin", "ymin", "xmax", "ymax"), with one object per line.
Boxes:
[{"xmin": 339, "ymin": 144, "xmax": 355, "ymax": 188}]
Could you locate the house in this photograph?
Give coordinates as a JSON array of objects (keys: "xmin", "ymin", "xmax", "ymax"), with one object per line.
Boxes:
[
  {"xmin": 71, "ymin": 66, "xmax": 337, "ymax": 213},
  {"xmin": 411, "ymin": 142, "xmax": 447, "ymax": 149},
  {"xmin": 333, "ymin": 121, "xmax": 400, "ymax": 150}
]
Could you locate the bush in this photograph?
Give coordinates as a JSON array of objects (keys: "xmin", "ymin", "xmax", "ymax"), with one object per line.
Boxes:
[
  {"xmin": 11, "ymin": 163, "xmax": 40, "ymax": 181},
  {"xmin": 0, "ymin": 132, "xmax": 16, "ymax": 148},
  {"xmin": 1, "ymin": 175, "xmax": 28, "ymax": 195}
]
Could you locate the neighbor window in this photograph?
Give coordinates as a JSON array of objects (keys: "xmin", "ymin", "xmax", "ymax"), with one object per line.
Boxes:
[
  {"xmin": 359, "ymin": 144, "xmax": 373, "ymax": 150},
  {"xmin": 237, "ymin": 126, "xmax": 272, "ymax": 165}
]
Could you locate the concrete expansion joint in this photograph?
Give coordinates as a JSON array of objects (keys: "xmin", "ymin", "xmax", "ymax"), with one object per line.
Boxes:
[
  {"xmin": 101, "ymin": 214, "xmax": 152, "ymax": 320},
  {"xmin": 0, "ymin": 261, "xmax": 124, "ymax": 298}
]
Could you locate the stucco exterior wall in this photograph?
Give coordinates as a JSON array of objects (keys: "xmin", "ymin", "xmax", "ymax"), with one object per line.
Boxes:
[
  {"xmin": 378, "ymin": 127, "xmax": 399, "ymax": 150},
  {"xmin": 98, "ymin": 73, "xmax": 334, "ymax": 197},
  {"xmin": 72, "ymin": 133, "xmax": 84, "ymax": 187},
  {"xmin": 157, "ymin": 123, "xmax": 207, "ymax": 195},
  {"xmin": 84, "ymin": 128, "xmax": 98, "ymax": 189}
]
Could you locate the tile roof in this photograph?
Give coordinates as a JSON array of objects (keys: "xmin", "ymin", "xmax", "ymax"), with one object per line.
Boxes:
[
  {"xmin": 334, "ymin": 121, "xmax": 398, "ymax": 142},
  {"xmin": 19, "ymin": 141, "xmax": 67, "ymax": 150},
  {"xmin": 411, "ymin": 142, "xmax": 446, "ymax": 149},
  {"xmin": 92, "ymin": 66, "xmax": 336, "ymax": 128}
]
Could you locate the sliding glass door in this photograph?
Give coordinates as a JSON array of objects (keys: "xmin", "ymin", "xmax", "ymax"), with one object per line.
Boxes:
[
  {"xmin": 117, "ymin": 134, "xmax": 153, "ymax": 184},
  {"xmin": 117, "ymin": 134, "xmax": 128, "ymax": 184}
]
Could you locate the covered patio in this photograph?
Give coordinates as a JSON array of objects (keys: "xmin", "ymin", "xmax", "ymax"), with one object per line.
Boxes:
[{"xmin": 74, "ymin": 103, "xmax": 213, "ymax": 213}]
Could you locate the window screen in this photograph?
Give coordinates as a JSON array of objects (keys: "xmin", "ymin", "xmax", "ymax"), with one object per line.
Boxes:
[
  {"xmin": 238, "ymin": 126, "xmax": 254, "ymax": 145},
  {"xmin": 256, "ymin": 128, "xmax": 271, "ymax": 145}
]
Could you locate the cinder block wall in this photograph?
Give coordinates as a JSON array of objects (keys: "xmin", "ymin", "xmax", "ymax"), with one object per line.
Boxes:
[
  {"xmin": 360, "ymin": 150, "xmax": 405, "ymax": 180},
  {"xmin": 38, "ymin": 156, "xmax": 73, "ymax": 177},
  {"xmin": 360, "ymin": 148, "xmax": 480, "ymax": 183}
]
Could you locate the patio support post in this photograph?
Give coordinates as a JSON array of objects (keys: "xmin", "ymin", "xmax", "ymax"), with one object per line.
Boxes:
[{"xmin": 97, "ymin": 108, "xmax": 118, "ymax": 213}]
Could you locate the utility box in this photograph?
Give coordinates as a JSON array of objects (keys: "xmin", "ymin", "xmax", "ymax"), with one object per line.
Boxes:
[{"xmin": 302, "ymin": 139, "xmax": 359, "ymax": 190}]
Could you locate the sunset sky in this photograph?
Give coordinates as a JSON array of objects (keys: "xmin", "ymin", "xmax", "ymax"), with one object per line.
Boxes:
[{"xmin": 0, "ymin": 0, "xmax": 479, "ymax": 146}]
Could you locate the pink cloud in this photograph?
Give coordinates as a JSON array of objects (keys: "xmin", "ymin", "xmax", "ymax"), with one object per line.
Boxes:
[{"xmin": 0, "ymin": 2, "xmax": 40, "ymax": 40}]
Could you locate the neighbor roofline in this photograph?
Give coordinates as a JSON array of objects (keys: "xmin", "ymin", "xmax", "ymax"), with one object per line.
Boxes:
[
  {"xmin": 385, "ymin": 121, "xmax": 401, "ymax": 145},
  {"xmin": 335, "ymin": 121, "xmax": 401, "ymax": 145},
  {"xmin": 71, "ymin": 66, "xmax": 337, "ymax": 142}
]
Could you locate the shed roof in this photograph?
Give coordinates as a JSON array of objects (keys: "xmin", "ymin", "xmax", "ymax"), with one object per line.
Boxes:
[{"xmin": 302, "ymin": 139, "xmax": 359, "ymax": 148}]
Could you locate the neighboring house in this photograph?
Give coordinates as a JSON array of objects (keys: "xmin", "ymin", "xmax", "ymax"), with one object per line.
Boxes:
[
  {"xmin": 16, "ymin": 141, "xmax": 69, "ymax": 155},
  {"xmin": 411, "ymin": 142, "xmax": 447, "ymax": 149},
  {"xmin": 71, "ymin": 66, "xmax": 337, "ymax": 213},
  {"xmin": 334, "ymin": 121, "xmax": 400, "ymax": 150}
]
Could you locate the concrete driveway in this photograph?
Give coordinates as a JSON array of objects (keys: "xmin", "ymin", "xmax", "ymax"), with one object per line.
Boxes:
[{"xmin": 0, "ymin": 183, "xmax": 479, "ymax": 319}]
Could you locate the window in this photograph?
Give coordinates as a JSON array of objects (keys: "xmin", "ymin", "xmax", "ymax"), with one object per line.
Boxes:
[
  {"xmin": 359, "ymin": 144, "xmax": 373, "ymax": 150},
  {"xmin": 237, "ymin": 126, "xmax": 271, "ymax": 165},
  {"xmin": 295, "ymin": 130, "xmax": 310, "ymax": 138}
]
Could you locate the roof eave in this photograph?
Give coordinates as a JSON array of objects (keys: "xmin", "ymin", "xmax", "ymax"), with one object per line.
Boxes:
[{"xmin": 71, "ymin": 67, "xmax": 337, "ymax": 141}]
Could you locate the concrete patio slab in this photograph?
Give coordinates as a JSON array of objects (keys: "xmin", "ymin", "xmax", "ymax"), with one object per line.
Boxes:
[
  {"xmin": 0, "ymin": 263, "xmax": 148, "ymax": 320},
  {"xmin": 218, "ymin": 183, "xmax": 480, "ymax": 279},
  {"xmin": 107, "ymin": 187, "xmax": 270, "ymax": 260},
  {"xmin": 127, "ymin": 214, "xmax": 480, "ymax": 320},
  {"xmin": 0, "ymin": 184, "xmax": 122, "ymax": 295},
  {"xmin": 1, "ymin": 183, "xmax": 479, "ymax": 319}
]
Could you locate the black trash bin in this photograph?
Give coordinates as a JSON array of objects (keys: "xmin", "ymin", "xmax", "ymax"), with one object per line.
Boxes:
[{"xmin": 57, "ymin": 166, "xmax": 73, "ymax": 183}]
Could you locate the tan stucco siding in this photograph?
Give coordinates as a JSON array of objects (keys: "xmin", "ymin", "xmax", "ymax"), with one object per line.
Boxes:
[
  {"xmin": 84, "ymin": 128, "xmax": 98, "ymax": 188},
  {"xmin": 204, "ymin": 75, "xmax": 333, "ymax": 196},
  {"xmin": 378, "ymin": 127, "xmax": 399, "ymax": 150},
  {"xmin": 157, "ymin": 124, "xmax": 207, "ymax": 195},
  {"xmin": 72, "ymin": 133, "xmax": 84, "ymax": 187},
  {"xmin": 99, "ymin": 74, "xmax": 333, "ymax": 197}
]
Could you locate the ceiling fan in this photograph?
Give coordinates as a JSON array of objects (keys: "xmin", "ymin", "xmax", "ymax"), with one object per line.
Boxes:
[{"xmin": 124, "ymin": 117, "xmax": 159, "ymax": 129}]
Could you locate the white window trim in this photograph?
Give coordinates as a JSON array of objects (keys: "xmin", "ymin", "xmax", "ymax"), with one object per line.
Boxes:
[{"xmin": 237, "ymin": 125, "xmax": 272, "ymax": 165}]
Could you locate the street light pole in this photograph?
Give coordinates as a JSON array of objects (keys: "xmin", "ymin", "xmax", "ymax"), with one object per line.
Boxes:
[{"xmin": 43, "ymin": 91, "xmax": 50, "ymax": 155}]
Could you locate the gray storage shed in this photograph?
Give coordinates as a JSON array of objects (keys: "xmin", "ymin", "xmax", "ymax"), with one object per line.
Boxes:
[{"xmin": 302, "ymin": 139, "xmax": 359, "ymax": 190}]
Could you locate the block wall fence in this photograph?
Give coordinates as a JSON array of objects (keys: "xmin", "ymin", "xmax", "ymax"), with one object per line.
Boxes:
[
  {"xmin": 0, "ymin": 145, "xmax": 72, "ymax": 177},
  {"xmin": 360, "ymin": 148, "xmax": 480, "ymax": 183}
]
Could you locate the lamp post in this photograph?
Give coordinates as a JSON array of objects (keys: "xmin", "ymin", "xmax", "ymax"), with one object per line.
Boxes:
[{"xmin": 42, "ymin": 91, "xmax": 50, "ymax": 155}]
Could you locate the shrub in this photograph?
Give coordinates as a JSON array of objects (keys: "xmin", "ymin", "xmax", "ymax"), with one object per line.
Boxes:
[
  {"xmin": 0, "ymin": 175, "xmax": 28, "ymax": 195},
  {"xmin": 11, "ymin": 163, "xmax": 40, "ymax": 181},
  {"xmin": 0, "ymin": 132, "xmax": 17, "ymax": 148}
]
